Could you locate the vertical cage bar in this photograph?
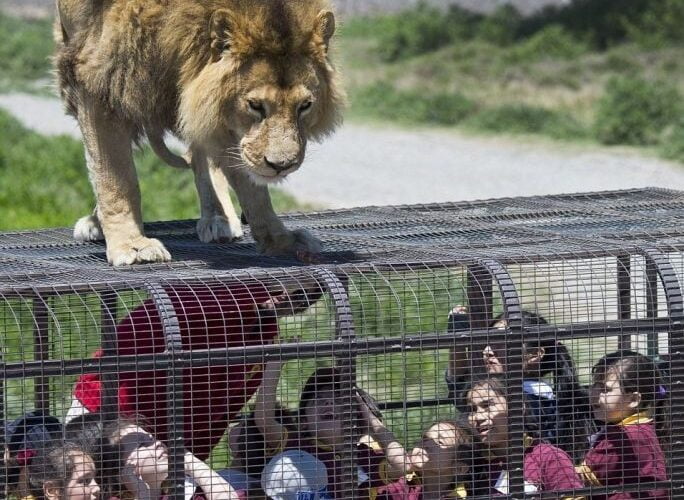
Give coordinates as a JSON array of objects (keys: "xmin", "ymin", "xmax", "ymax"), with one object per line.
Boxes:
[
  {"xmin": 466, "ymin": 264, "xmax": 493, "ymax": 379},
  {"xmin": 481, "ymin": 259, "xmax": 525, "ymax": 497},
  {"xmin": 617, "ymin": 255, "xmax": 632, "ymax": 350},
  {"xmin": 642, "ymin": 249, "xmax": 683, "ymax": 496},
  {"xmin": 32, "ymin": 294, "xmax": 50, "ymax": 414},
  {"xmin": 646, "ymin": 260, "xmax": 659, "ymax": 358},
  {"xmin": 146, "ymin": 282, "xmax": 184, "ymax": 500},
  {"xmin": 316, "ymin": 269, "xmax": 358, "ymax": 500},
  {"xmin": 99, "ymin": 290, "xmax": 118, "ymax": 421}
]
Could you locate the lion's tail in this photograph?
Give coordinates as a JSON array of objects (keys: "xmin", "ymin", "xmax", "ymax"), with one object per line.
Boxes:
[{"xmin": 146, "ymin": 130, "xmax": 191, "ymax": 170}]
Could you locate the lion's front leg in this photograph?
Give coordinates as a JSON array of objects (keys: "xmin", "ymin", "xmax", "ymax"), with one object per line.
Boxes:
[
  {"xmin": 191, "ymin": 148, "xmax": 243, "ymax": 243},
  {"xmin": 76, "ymin": 93, "xmax": 171, "ymax": 266},
  {"xmin": 224, "ymin": 166, "xmax": 322, "ymax": 257}
]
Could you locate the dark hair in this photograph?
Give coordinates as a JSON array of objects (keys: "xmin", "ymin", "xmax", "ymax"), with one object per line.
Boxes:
[
  {"xmin": 4, "ymin": 411, "xmax": 62, "ymax": 495},
  {"xmin": 63, "ymin": 413, "xmax": 116, "ymax": 497},
  {"xmin": 28, "ymin": 440, "xmax": 95, "ymax": 500},
  {"xmin": 425, "ymin": 420, "xmax": 488, "ymax": 497},
  {"xmin": 592, "ymin": 350, "xmax": 669, "ymax": 434},
  {"xmin": 234, "ymin": 404, "xmax": 296, "ymax": 477},
  {"xmin": 490, "ymin": 312, "xmax": 592, "ymax": 461}
]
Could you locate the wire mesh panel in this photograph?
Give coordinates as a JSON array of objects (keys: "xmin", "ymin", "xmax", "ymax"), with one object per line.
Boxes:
[{"xmin": 1, "ymin": 188, "xmax": 683, "ymax": 499}]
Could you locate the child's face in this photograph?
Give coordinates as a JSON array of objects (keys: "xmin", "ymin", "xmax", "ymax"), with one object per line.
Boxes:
[
  {"xmin": 117, "ymin": 424, "xmax": 169, "ymax": 490},
  {"xmin": 591, "ymin": 368, "xmax": 639, "ymax": 424},
  {"xmin": 46, "ymin": 452, "xmax": 100, "ymax": 500},
  {"xmin": 303, "ymin": 386, "xmax": 344, "ymax": 447},
  {"xmin": 410, "ymin": 423, "xmax": 468, "ymax": 479},
  {"xmin": 467, "ymin": 382, "xmax": 508, "ymax": 452}
]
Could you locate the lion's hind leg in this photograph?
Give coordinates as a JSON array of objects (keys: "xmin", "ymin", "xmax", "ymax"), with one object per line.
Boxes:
[{"xmin": 76, "ymin": 92, "xmax": 171, "ymax": 266}]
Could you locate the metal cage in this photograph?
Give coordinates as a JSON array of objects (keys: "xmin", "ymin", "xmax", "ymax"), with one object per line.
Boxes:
[{"xmin": 1, "ymin": 187, "xmax": 683, "ymax": 499}]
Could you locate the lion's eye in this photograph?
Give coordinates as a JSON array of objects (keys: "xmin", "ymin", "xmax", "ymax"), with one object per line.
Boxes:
[
  {"xmin": 299, "ymin": 100, "xmax": 313, "ymax": 113},
  {"xmin": 247, "ymin": 100, "xmax": 266, "ymax": 116}
]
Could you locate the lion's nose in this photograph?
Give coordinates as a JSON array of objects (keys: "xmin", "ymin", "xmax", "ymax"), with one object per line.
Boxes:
[{"xmin": 264, "ymin": 157, "xmax": 297, "ymax": 173}]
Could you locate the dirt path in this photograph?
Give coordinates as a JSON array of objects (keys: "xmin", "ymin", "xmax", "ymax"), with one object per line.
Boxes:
[{"xmin": 2, "ymin": 92, "xmax": 683, "ymax": 208}]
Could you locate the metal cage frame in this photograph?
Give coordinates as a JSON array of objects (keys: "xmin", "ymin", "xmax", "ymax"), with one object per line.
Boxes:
[{"xmin": 2, "ymin": 187, "xmax": 684, "ymax": 499}]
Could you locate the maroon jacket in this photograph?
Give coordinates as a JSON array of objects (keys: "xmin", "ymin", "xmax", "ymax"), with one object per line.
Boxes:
[{"xmin": 579, "ymin": 416, "xmax": 668, "ymax": 499}]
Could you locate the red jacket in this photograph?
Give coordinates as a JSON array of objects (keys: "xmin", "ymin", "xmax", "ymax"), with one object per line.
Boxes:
[{"xmin": 73, "ymin": 283, "xmax": 279, "ymax": 459}]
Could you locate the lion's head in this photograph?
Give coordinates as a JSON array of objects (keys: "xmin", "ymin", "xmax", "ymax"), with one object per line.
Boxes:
[{"xmin": 177, "ymin": 0, "xmax": 345, "ymax": 185}]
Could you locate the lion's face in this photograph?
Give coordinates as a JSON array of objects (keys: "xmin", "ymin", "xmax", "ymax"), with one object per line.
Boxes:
[
  {"xmin": 229, "ymin": 57, "xmax": 323, "ymax": 184},
  {"xmin": 178, "ymin": 4, "xmax": 344, "ymax": 186}
]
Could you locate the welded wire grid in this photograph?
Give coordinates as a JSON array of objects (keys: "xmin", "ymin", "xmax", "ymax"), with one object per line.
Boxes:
[{"xmin": 0, "ymin": 187, "xmax": 683, "ymax": 499}]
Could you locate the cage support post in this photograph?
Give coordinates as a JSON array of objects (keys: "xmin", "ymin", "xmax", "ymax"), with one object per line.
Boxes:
[
  {"xmin": 466, "ymin": 264, "xmax": 493, "ymax": 378},
  {"xmin": 617, "ymin": 255, "xmax": 632, "ymax": 350},
  {"xmin": 316, "ymin": 269, "xmax": 358, "ymax": 500},
  {"xmin": 146, "ymin": 282, "xmax": 185, "ymax": 500},
  {"xmin": 99, "ymin": 290, "xmax": 118, "ymax": 422},
  {"xmin": 480, "ymin": 259, "xmax": 525, "ymax": 498},
  {"xmin": 32, "ymin": 293, "xmax": 50, "ymax": 414},
  {"xmin": 642, "ymin": 249, "xmax": 684, "ymax": 495},
  {"xmin": 646, "ymin": 258, "xmax": 660, "ymax": 358}
]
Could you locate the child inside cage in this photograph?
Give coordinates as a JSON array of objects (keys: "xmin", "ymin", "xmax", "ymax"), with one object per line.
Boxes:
[
  {"xmin": 446, "ymin": 307, "xmax": 593, "ymax": 461},
  {"xmin": 65, "ymin": 280, "xmax": 322, "ymax": 461},
  {"xmin": 216, "ymin": 401, "xmax": 298, "ymax": 496},
  {"xmin": 26, "ymin": 440, "xmax": 100, "ymax": 500},
  {"xmin": 463, "ymin": 375, "xmax": 584, "ymax": 496},
  {"xmin": 371, "ymin": 420, "xmax": 488, "ymax": 500},
  {"xmin": 577, "ymin": 350, "xmax": 669, "ymax": 500},
  {"xmin": 4, "ymin": 411, "xmax": 62, "ymax": 499},
  {"xmin": 64, "ymin": 413, "xmax": 240, "ymax": 500},
  {"xmin": 255, "ymin": 362, "xmax": 407, "ymax": 499}
]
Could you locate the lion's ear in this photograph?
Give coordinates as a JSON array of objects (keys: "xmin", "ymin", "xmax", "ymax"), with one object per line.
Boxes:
[
  {"xmin": 210, "ymin": 9, "xmax": 234, "ymax": 62},
  {"xmin": 314, "ymin": 10, "xmax": 335, "ymax": 53}
]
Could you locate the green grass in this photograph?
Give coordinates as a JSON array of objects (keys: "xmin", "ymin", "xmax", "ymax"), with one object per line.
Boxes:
[
  {"xmin": 0, "ymin": 109, "xmax": 308, "ymax": 231},
  {"xmin": 0, "ymin": 11, "xmax": 53, "ymax": 92}
]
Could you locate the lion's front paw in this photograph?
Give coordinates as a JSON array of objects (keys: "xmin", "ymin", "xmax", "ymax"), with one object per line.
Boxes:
[
  {"xmin": 74, "ymin": 215, "xmax": 104, "ymax": 242},
  {"xmin": 106, "ymin": 237, "xmax": 172, "ymax": 266},
  {"xmin": 197, "ymin": 215, "xmax": 244, "ymax": 243},
  {"xmin": 257, "ymin": 228, "xmax": 322, "ymax": 257}
]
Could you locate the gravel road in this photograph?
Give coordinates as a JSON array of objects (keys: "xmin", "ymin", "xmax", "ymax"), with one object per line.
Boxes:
[{"xmin": 2, "ymin": 92, "xmax": 683, "ymax": 209}]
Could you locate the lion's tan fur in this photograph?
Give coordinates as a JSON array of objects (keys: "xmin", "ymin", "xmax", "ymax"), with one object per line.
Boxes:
[{"xmin": 55, "ymin": 0, "xmax": 345, "ymax": 265}]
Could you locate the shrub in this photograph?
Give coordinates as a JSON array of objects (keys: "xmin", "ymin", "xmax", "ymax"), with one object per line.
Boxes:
[
  {"xmin": 506, "ymin": 25, "xmax": 587, "ymax": 63},
  {"xmin": 467, "ymin": 104, "xmax": 587, "ymax": 140},
  {"xmin": 624, "ymin": 0, "xmax": 684, "ymax": 48},
  {"xmin": 594, "ymin": 77, "xmax": 682, "ymax": 146},
  {"xmin": 376, "ymin": 3, "xmax": 482, "ymax": 62},
  {"xmin": 0, "ymin": 12, "xmax": 53, "ymax": 83},
  {"xmin": 476, "ymin": 4, "xmax": 522, "ymax": 46},
  {"xmin": 518, "ymin": 0, "xmax": 654, "ymax": 49},
  {"xmin": 352, "ymin": 82, "xmax": 475, "ymax": 126},
  {"xmin": 661, "ymin": 119, "xmax": 684, "ymax": 163}
]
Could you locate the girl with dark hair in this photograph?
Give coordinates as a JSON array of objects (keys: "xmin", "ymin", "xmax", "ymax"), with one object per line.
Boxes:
[
  {"xmin": 27, "ymin": 440, "xmax": 100, "ymax": 500},
  {"xmin": 577, "ymin": 351, "xmax": 669, "ymax": 499},
  {"xmin": 63, "ymin": 414, "xmax": 239, "ymax": 500},
  {"xmin": 256, "ymin": 363, "xmax": 404, "ymax": 498},
  {"xmin": 446, "ymin": 308, "xmax": 593, "ymax": 461},
  {"xmin": 4, "ymin": 411, "xmax": 62, "ymax": 499},
  {"xmin": 463, "ymin": 375, "xmax": 583, "ymax": 496}
]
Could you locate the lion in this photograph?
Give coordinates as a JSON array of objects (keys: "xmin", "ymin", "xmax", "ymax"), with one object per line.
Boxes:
[{"xmin": 54, "ymin": 0, "xmax": 345, "ymax": 266}]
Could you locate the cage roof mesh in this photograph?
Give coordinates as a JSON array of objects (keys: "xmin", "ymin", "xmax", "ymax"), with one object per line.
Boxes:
[{"xmin": 1, "ymin": 187, "xmax": 683, "ymax": 292}]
